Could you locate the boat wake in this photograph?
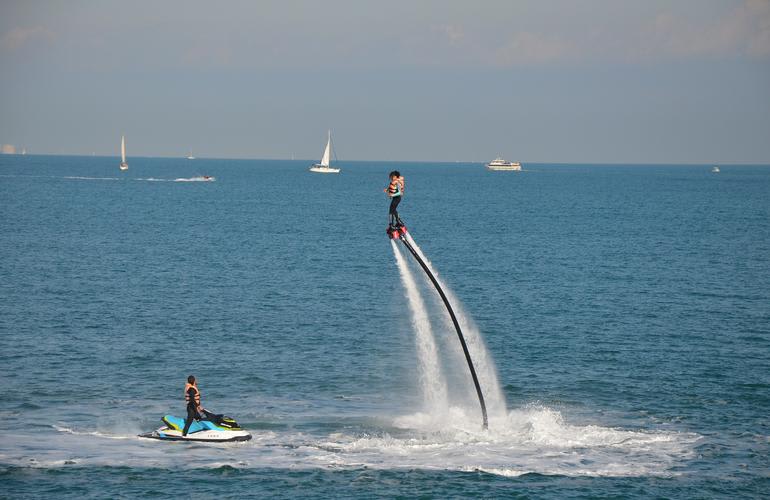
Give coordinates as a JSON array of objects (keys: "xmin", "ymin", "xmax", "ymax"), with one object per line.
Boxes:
[
  {"xmin": 51, "ymin": 424, "xmax": 134, "ymax": 440},
  {"xmin": 174, "ymin": 176, "xmax": 215, "ymax": 182},
  {"xmin": 313, "ymin": 406, "xmax": 698, "ymax": 478},
  {"xmin": 62, "ymin": 176, "xmax": 121, "ymax": 181},
  {"xmin": 136, "ymin": 176, "xmax": 215, "ymax": 182},
  {"xmin": 0, "ymin": 174, "xmax": 214, "ymax": 183},
  {"xmin": 0, "ymin": 406, "xmax": 698, "ymax": 477}
]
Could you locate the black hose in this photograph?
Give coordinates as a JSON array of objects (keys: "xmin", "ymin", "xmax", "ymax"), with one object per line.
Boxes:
[{"xmin": 399, "ymin": 234, "xmax": 489, "ymax": 430}]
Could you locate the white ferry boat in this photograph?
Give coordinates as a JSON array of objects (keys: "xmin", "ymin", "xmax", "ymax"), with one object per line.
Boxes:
[{"xmin": 486, "ymin": 157, "xmax": 521, "ymax": 171}]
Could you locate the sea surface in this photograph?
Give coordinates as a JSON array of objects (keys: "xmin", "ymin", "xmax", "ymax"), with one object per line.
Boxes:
[{"xmin": 1, "ymin": 156, "xmax": 768, "ymax": 498}]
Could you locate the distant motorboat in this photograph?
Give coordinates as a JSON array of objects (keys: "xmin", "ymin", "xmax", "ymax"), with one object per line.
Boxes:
[
  {"xmin": 486, "ymin": 157, "xmax": 521, "ymax": 171},
  {"xmin": 309, "ymin": 130, "xmax": 340, "ymax": 174},
  {"xmin": 712, "ymin": 166, "xmax": 720, "ymax": 173},
  {"xmin": 119, "ymin": 136, "xmax": 128, "ymax": 171}
]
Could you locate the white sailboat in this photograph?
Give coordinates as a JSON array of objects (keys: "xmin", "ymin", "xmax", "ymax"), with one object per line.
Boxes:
[
  {"xmin": 119, "ymin": 136, "xmax": 129, "ymax": 171},
  {"xmin": 187, "ymin": 150, "xmax": 195, "ymax": 160},
  {"xmin": 309, "ymin": 130, "xmax": 340, "ymax": 174}
]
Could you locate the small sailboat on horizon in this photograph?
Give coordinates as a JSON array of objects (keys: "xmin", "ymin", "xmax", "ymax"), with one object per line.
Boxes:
[
  {"xmin": 187, "ymin": 150, "xmax": 196, "ymax": 160},
  {"xmin": 119, "ymin": 136, "xmax": 128, "ymax": 171},
  {"xmin": 309, "ymin": 130, "xmax": 340, "ymax": 174}
]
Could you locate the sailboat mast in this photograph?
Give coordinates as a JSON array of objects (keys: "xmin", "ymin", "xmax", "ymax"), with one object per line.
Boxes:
[{"xmin": 121, "ymin": 136, "xmax": 126, "ymax": 163}]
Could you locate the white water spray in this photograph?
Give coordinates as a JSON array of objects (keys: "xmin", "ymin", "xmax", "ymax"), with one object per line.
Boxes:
[
  {"xmin": 403, "ymin": 232, "xmax": 507, "ymax": 422},
  {"xmin": 391, "ymin": 240, "xmax": 449, "ymax": 413}
]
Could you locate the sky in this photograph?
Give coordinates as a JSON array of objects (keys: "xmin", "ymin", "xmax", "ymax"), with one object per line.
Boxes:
[{"xmin": 1, "ymin": 0, "xmax": 769, "ymax": 163}]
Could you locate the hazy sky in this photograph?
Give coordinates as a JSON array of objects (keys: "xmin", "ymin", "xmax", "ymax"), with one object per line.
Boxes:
[{"xmin": 1, "ymin": 0, "xmax": 769, "ymax": 163}]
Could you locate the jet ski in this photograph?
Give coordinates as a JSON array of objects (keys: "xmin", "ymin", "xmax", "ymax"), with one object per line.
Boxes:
[{"xmin": 139, "ymin": 408, "xmax": 251, "ymax": 442}]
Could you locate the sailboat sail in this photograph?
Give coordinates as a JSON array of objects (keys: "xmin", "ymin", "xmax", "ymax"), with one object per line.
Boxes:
[
  {"xmin": 320, "ymin": 131, "xmax": 331, "ymax": 167},
  {"xmin": 119, "ymin": 135, "xmax": 129, "ymax": 170}
]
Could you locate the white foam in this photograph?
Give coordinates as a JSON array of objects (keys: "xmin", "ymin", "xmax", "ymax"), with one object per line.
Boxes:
[
  {"xmin": 309, "ymin": 406, "xmax": 698, "ymax": 477},
  {"xmin": 0, "ymin": 406, "xmax": 698, "ymax": 477},
  {"xmin": 403, "ymin": 232, "xmax": 507, "ymax": 420},
  {"xmin": 52, "ymin": 424, "xmax": 134, "ymax": 440},
  {"xmin": 1, "ymin": 174, "xmax": 214, "ymax": 183},
  {"xmin": 62, "ymin": 176, "xmax": 120, "ymax": 181},
  {"xmin": 133, "ymin": 177, "xmax": 214, "ymax": 182},
  {"xmin": 174, "ymin": 176, "xmax": 215, "ymax": 182},
  {"xmin": 392, "ymin": 240, "xmax": 449, "ymax": 413}
]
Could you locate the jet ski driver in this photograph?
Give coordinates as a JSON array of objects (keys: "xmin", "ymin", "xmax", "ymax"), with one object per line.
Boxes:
[
  {"xmin": 182, "ymin": 375, "xmax": 202, "ymax": 437},
  {"xmin": 385, "ymin": 170, "xmax": 405, "ymax": 228}
]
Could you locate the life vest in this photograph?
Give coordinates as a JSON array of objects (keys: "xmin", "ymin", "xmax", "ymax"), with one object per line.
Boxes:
[
  {"xmin": 184, "ymin": 383, "xmax": 201, "ymax": 406},
  {"xmin": 388, "ymin": 180, "xmax": 402, "ymax": 196}
]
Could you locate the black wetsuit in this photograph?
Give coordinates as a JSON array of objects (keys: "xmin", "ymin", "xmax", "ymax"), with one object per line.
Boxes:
[{"xmin": 182, "ymin": 386, "xmax": 201, "ymax": 436}]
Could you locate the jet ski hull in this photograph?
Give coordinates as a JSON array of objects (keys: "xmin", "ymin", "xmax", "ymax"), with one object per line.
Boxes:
[{"xmin": 140, "ymin": 427, "xmax": 252, "ymax": 442}]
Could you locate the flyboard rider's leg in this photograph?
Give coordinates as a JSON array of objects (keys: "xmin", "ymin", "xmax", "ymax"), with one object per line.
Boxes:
[{"xmin": 389, "ymin": 196, "xmax": 402, "ymax": 227}]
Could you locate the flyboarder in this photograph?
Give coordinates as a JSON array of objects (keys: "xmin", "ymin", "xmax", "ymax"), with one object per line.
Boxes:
[{"xmin": 385, "ymin": 170, "xmax": 405, "ymax": 228}]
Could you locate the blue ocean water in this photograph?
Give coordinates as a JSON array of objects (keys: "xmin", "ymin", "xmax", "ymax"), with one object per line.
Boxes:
[{"xmin": 1, "ymin": 155, "xmax": 768, "ymax": 498}]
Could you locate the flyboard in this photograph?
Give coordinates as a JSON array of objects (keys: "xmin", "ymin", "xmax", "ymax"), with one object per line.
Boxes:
[{"xmin": 387, "ymin": 222, "xmax": 489, "ymax": 430}]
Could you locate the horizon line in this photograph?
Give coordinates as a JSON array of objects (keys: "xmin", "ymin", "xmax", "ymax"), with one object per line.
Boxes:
[{"xmin": 1, "ymin": 152, "xmax": 768, "ymax": 166}]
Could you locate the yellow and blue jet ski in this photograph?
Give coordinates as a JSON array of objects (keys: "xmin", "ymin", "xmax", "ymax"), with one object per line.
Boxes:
[{"xmin": 140, "ymin": 409, "xmax": 251, "ymax": 442}]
